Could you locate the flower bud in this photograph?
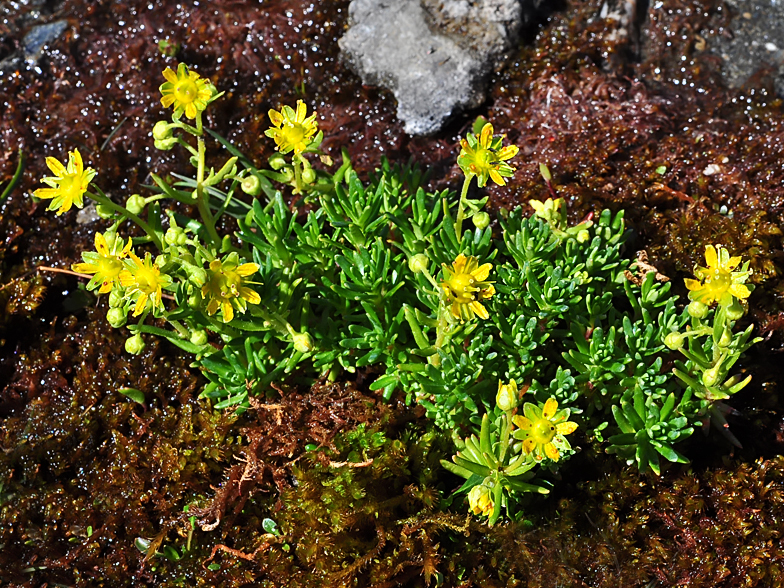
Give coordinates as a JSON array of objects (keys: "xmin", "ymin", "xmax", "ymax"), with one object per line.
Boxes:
[
  {"xmin": 717, "ymin": 327, "xmax": 732, "ymax": 348},
  {"xmin": 125, "ymin": 194, "xmax": 146, "ymax": 215},
  {"xmin": 725, "ymin": 297, "xmax": 745, "ymax": 321},
  {"xmin": 702, "ymin": 364, "xmax": 721, "ymax": 388},
  {"xmin": 102, "ymin": 230, "xmax": 118, "ymax": 249},
  {"xmin": 496, "ymin": 379, "xmax": 518, "ymax": 412},
  {"xmin": 472, "ymin": 212, "xmax": 490, "ymax": 230},
  {"xmin": 108, "ymin": 289, "xmax": 124, "ymax": 308},
  {"xmin": 190, "ymin": 330, "xmax": 208, "ymax": 346},
  {"xmin": 576, "ymin": 229, "xmax": 590, "ymax": 243},
  {"xmin": 687, "ymin": 300, "xmax": 709, "ymax": 320},
  {"xmin": 152, "ymin": 120, "xmax": 173, "ymax": 141},
  {"xmin": 268, "ymin": 153, "xmax": 287, "ymax": 171},
  {"xmin": 164, "ymin": 226, "xmax": 187, "ymax": 247},
  {"xmin": 187, "ymin": 293, "xmax": 201, "ymax": 308},
  {"xmin": 95, "ymin": 204, "xmax": 114, "ymax": 219},
  {"xmin": 106, "ymin": 307, "xmax": 127, "ymax": 328},
  {"xmin": 664, "ymin": 332, "xmax": 685, "ymax": 350},
  {"xmin": 186, "ymin": 266, "xmax": 207, "ymax": 288},
  {"xmin": 292, "ymin": 331, "xmax": 314, "ymax": 353},
  {"xmin": 467, "ymin": 483, "xmax": 494, "ymax": 517},
  {"xmin": 154, "ymin": 137, "xmax": 178, "ymax": 151},
  {"xmin": 408, "ymin": 253, "xmax": 429, "ymax": 274},
  {"xmin": 155, "ymin": 253, "xmax": 169, "ymax": 269},
  {"xmin": 279, "ymin": 167, "xmax": 294, "ymax": 182},
  {"xmin": 301, "ymin": 167, "xmax": 316, "ymax": 184},
  {"xmin": 125, "ymin": 334, "xmax": 145, "ymax": 355},
  {"xmin": 240, "ymin": 174, "xmax": 261, "ymax": 196}
]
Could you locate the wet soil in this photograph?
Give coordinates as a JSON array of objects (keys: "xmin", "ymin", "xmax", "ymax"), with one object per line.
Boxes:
[{"xmin": 1, "ymin": 0, "xmax": 784, "ymax": 586}]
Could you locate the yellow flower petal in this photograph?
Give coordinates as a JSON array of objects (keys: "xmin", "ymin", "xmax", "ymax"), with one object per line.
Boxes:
[
  {"xmin": 133, "ymin": 292, "xmax": 148, "ymax": 316},
  {"xmin": 489, "ymin": 169, "xmax": 506, "ymax": 186},
  {"xmin": 71, "ymin": 262, "xmax": 93, "ymax": 274},
  {"xmin": 269, "ymin": 109, "xmax": 283, "ymax": 126},
  {"xmin": 222, "ymin": 301, "xmax": 234, "ymax": 323},
  {"xmin": 469, "ymin": 300, "xmax": 489, "ymax": 320},
  {"xmin": 543, "ymin": 398, "xmax": 558, "ymax": 419},
  {"xmin": 236, "ymin": 263, "xmax": 259, "ymax": 277},
  {"xmin": 522, "ymin": 438, "xmax": 536, "ymax": 455},
  {"xmin": 45, "ymin": 156, "xmax": 66, "ymax": 176},
  {"xmin": 726, "ymin": 256, "xmax": 741, "ymax": 271},
  {"xmin": 497, "ymin": 145, "xmax": 519, "ymax": 161},
  {"xmin": 33, "ymin": 187, "xmax": 58, "ymax": 200},
  {"xmin": 513, "ymin": 415, "xmax": 533, "ymax": 430},
  {"xmin": 162, "ymin": 67, "xmax": 178, "ymax": 83},
  {"xmin": 471, "ymin": 263, "xmax": 492, "ymax": 282},
  {"xmin": 728, "ymin": 283, "xmax": 750, "ymax": 300},
  {"xmin": 544, "ymin": 443, "xmax": 560, "ymax": 461},
  {"xmin": 704, "ymin": 245, "xmax": 718, "ymax": 270},
  {"xmin": 70, "ymin": 148, "xmax": 83, "ymax": 173},
  {"xmin": 206, "ymin": 298, "xmax": 219, "ymax": 316},
  {"xmin": 556, "ymin": 421, "xmax": 578, "ymax": 435},
  {"xmin": 239, "ymin": 287, "xmax": 261, "ymax": 305},
  {"xmin": 295, "ymin": 99, "xmax": 307, "ymax": 123},
  {"xmin": 95, "ymin": 233, "xmax": 109, "ymax": 256},
  {"xmin": 479, "ymin": 123, "xmax": 493, "ymax": 148},
  {"xmin": 684, "ymin": 278, "xmax": 702, "ymax": 291}
]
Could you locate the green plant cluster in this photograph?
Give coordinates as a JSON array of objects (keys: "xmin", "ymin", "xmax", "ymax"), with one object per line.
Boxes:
[{"xmin": 33, "ymin": 66, "xmax": 760, "ymax": 524}]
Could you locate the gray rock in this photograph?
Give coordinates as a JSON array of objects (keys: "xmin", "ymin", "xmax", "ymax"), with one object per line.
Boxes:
[
  {"xmin": 23, "ymin": 20, "xmax": 68, "ymax": 63},
  {"xmin": 0, "ymin": 19, "xmax": 68, "ymax": 74},
  {"xmin": 339, "ymin": 0, "xmax": 524, "ymax": 135},
  {"xmin": 709, "ymin": 0, "xmax": 784, "ymax": 96}
]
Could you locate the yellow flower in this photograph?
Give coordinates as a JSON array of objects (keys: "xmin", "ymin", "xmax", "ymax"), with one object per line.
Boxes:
[
  {"xmin": 159, "ymin": 63, "xmax": 214, "ymax": 120},
  {"xmin": 512, "ymin": 398, "xmax": 578, "ymax": 462},
  {"xmin": 457, "ymin": 123, "xmax": 518, "ymax": 187},
  {"xmin": 119, "ymin": 252, "xmax": 172, "ymax": 316},
  {"xmin": 34, "ymin": 149, "xmax": 96, "ymax": 215},
  {"xmin": 684, "ymin": 244, "xmax": 752, "ymax": 307},
  {"xmin": 441, "ymin": 254, "xmax": 495, "ymax": 321},
  {"xmin": 201, "ymin": 253, "xmax": 261, "ymax": 323},
  {"xmin": 72, "ymin": 232, "xmax": 133, "ymax": 294},
  {"xmin": 265, "ymin": 100, "xmax": 318, "ymax": 155},
  {"xmin": 467, "ymin": 483, "xmax": 494, "ymax": 517}
]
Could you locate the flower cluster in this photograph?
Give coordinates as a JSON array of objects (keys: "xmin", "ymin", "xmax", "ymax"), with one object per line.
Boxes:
[
  {"xmin": 159, "ymin": 63, "xmax": 214, "ymax": 120},
  {"xmin": 457, "ymin": 122, "xmax": 518, "ymax": 188},
  {"xmin": 265, "ymin": 100, "xmax": 319, "ymax": 155},
  {"xmin": 201, "ymin": 253, "xmax": 261, "ymax": 323},
  {"xmin": 684, "ymin": 244, "xmax": 751, "ymax": 308},
  {"xmin": 512, "ymin": 398, "xmax": 578, "ymax": 462},
  {"xmin": 440, "ymin": 254, "xmax": 496, "ymax": 321},
  {"xmin": 29, "ymin": 63, "xmax": 762, "ymax": 527},
  {"xmin": 33, "ymin": 149, "xmax": 96, "ymax": 216}
]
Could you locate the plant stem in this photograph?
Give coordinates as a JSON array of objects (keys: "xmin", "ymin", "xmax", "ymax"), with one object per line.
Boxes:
[
  {"xmin": 454, "ymin": 175, "xmax": 472, "ymax": 238},
  {"xmin": 195, "ymin": 125, "xmax": 221, "ymax": 246},
  {"xmin": 293, "ymin": 154, "xmax": 303, "ymax": 194},
  {"xmin": 87, "ymin": 190, "xmax": 163, "ymax": 250}
]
